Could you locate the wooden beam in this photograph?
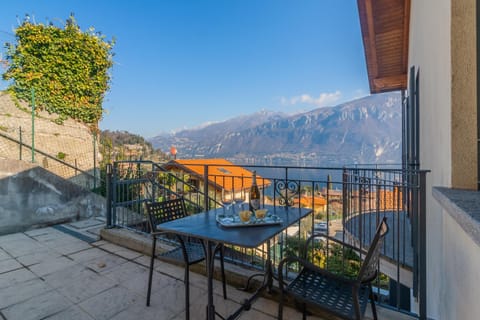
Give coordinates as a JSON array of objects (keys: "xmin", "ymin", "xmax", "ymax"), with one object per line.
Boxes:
[
  {"xmin": 357, "ymin": 0, "xmax": 379, "ymax": 91},
  {"xmin": 372, "ymin": 74, "xmax": 408, "ymax": 92}
]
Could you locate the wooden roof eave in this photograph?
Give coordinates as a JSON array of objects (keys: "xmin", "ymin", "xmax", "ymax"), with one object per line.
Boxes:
[{"xmin": 357, "ymin": 0, "xmax": 410, "ymax": 94}]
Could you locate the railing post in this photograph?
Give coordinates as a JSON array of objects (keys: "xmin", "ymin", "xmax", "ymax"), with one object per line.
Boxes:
[
  {"xmin": 106, "ymin": 163, "xmax": 113, "ymax": 228},
  {"xmin": 419, "ymin": 171, "xmax": 427, "ymax": 320},
  {"xmin": 19, "ymin": 126, "xmax": 23, "ymax": 160},
  {"xmin": 31, "ymin": 88, "xmax": 35, "ymax": 163},
  {"xmin": 204, "ymin": 164, "xmax": 209, "ymax": 211},
  {"xmin": 342, "ymin": 168, "xmax": 348, "ymax": 243},
  {"xmin": 93, "ymin": 132, "xmax": 97, "ymax": 190}
]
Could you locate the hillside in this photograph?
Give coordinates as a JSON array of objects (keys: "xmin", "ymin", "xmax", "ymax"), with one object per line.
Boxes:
[{"xmin": 149, "ymin": 92, "xmax": 402, "ymax": 166}]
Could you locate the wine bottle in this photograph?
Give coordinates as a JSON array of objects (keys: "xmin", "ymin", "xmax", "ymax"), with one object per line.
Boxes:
[{"xmin": 249, "ymin": 171, "xmax": 260, "ymax": 211}]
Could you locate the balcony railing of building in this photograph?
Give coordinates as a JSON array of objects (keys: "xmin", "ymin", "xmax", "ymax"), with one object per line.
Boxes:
[{"xmin": 105, "ymin": 160, "xmax": 427, "ymax": 319}]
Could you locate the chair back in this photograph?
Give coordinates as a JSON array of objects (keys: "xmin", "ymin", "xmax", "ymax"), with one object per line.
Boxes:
[
  {"xmin": 146, "ymin": 198, "xmax": 188, "ymax": 233},
  {"xmin": 356, "ymin": 217, "xmax": 389, "ymax": 283}
]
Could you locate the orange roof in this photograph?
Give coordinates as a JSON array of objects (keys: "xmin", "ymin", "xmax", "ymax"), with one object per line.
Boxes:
[
  {"xmin": 162, "ymin": 159, "xmax": 270, "ymax": 192},
  {"xmin": 294, "ymin": 196, "xmax": 327, "ymax": 207}
]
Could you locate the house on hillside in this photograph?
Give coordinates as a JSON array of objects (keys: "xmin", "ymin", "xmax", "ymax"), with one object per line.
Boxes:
[
  {"xmin": 161, "ymin": 158, "xmax": 271, "ymax": 204},
  {"xmin": 293, "ymin": 195, "xmax": 327, "ymax": 213},
  {"xmin": 358, "ymin": 0, "xmax": 479, "ymax": 318}
]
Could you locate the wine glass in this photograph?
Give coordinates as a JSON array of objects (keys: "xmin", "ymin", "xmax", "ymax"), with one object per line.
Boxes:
[
  {"xmin": 233, "ymin": 189, "xmax": 246, "ymax": 212},
  {"xmin": 221, "ymin": 188, "xmax": 233, "ymax": 218}
]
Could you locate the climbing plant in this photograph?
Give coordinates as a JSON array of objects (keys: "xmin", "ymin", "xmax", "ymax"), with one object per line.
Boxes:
[{"xmin": 2, "ymin": 14, "xmax": 114, "ymax": 129}]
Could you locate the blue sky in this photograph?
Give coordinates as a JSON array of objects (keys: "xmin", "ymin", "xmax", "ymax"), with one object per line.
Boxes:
[{"xmin": 0, "ymin": 0, "xmax": 369, "ymax": 138}]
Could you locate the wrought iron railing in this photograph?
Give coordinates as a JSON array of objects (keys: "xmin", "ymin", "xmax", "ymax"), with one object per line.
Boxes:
[{"xmin": 105, "ymin": 159, "xmax": 427, "ymax": 318}]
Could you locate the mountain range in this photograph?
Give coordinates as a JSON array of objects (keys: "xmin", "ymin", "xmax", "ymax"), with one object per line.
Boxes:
[{"xmin": 149, "ymin": 92, "xmax": 402, "ymax": 166}]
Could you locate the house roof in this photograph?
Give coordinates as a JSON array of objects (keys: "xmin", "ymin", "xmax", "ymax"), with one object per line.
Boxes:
[
  {"xmin": 294, "ymin": 196, "xmax": 327, "ymax": 207},
  {"xmin": 357, "ymin": 0, "xmax": 410, "ymax": 93},
  {"xmin": 162, "ymin": 159, "xmax": 270, "ymax": 192}
]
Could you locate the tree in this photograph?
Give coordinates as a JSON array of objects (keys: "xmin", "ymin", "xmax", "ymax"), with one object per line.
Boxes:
[{"xmin": 2, "ymin": 14, "xmax": 114, "ymax": 130}]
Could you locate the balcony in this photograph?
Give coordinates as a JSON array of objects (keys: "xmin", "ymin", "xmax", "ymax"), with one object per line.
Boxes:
[
  {"xmin": 0, "ymin": 220, "xmax": 416, "ymax": 320},
  {"xmin": 100, "ymin": 160, "xmax": 427, "ymax": 319}
]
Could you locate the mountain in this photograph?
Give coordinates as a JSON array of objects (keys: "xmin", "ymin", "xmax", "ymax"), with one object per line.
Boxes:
[{"xmin": 149, "ymin": 92, "xmax": 402, "ymax": 166}]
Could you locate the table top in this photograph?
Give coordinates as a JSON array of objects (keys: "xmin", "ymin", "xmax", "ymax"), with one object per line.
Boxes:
[{"xmin": 156, "ymin": 205, "xmax": 312, "ymax": 248}]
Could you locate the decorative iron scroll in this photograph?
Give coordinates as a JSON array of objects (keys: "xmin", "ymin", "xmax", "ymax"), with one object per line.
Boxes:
[{"xmin": 275, "ymin": 179, "xmax": 300, "ymax": 206}]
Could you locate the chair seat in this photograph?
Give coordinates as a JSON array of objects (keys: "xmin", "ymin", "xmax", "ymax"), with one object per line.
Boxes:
[
  {"xmin": 287, "ymin": 268, "xmax": 370, "ymax": 319},
  {"xmin": 159, "ymin": 241, "xmax": 205, "ymax": 265}
]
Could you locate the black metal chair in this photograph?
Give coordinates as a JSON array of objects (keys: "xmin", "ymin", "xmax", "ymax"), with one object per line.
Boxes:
[
  {"xmin": 145, "ymin": 198, "xmax": 227, "ymax": 320},
  {"xmin": 278, "ymin": 217, "xmax": 389, "ymax": 320}
]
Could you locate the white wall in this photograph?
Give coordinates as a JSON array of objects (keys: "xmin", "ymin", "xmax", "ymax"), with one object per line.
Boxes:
[
  {"xmin": 408, "ymin": 0, "xmax": 480, "ymax": 319},
  {"xmin": 440, "ymin": 210, "xmax": 480, "ymax": 319},
  {"xmin": 408, "ymin": 0, "xmax": 451, "ymax": 319}
]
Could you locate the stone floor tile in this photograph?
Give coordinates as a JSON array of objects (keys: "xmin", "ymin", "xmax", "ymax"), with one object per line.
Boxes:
[
  {"xmin": 43, "ymin": 264, "xmax": 95, "ymax": 288},
  {"xmin": 68, "ymin": 247, "xmax": 108, "ymax": 263},
  {"xmin": 0, "ymin": 249, "xmax": 10, "ymax": 262},
  {"xmin": 46, "ymin": 239, "xmax": 92, "ymax": 255},
  {"xmin": 79, "ymin": 285, "xmax": 141, "ymax": 320},
  {"xmin": 103, "ymin": 261, "xmax": 153, "ymax": 296},
  {"xmin": 1, "ymin": 289, "xmax": 70, "ymax": 320},
  {"xmin": 28, "ymin": 255, "xmax": 77, "ymax": 277},
  {"xmin": 148, "ymin": 278, "xmax": 208, "ymax": 316},
  {"xmin": 154, "ymin": 259, "xmax": 186, "ymax": 280},
  {"xmin": 0, "ymin": 268, "xmax": 37, "ymax": 289},
  {"xmin": 0, "ymin": 259, "xmax": 22, "ymax": 274},
  {"xmin": 43, "ymin": 263, "xmax": 119, "ymax": 304},
  {"xmin": 108, "ymin": 297, "xmax": 177, "ymax": 320},
  {"xmin": 115, "ymin": 249, "xmax": 143, "ymax": 260},
  {"xmin": 16, "ymin": 248, "xmax": 60, "ymax": 267},
  {"xmin": 0, "ymin": 278, "xmax": 53, "ymax": 309},
  {"xmin": 29, "ymin": 229, "xmax": 70, "ymax": 243},
  {"xmin": 24, "ymin": 228, "xmax": 55, "ymax": 237},
  {"xmin": 83, "ymin": 252, "xmax": 129, "ymax": 274},
  {"xmin": 96, "ymin": 242, "xmax": 125, "ymax": 253},
  {"xmin": 91, "ymin": 240, "xmax": 109, "ymax": 247},
  {"xmin": 0, "ymin": 237, "xmax": 46, "ymax": 258},
  {"xmin": 133, "ymin": 254, "xmax": 151, "ymax": 267},
  {"xmin": 42, "ymin": 305, "xmax": 95, "ymax": 320},
  {"xmin": 52, "ymin": 269, "xmax": 118, "ymax": 304}
]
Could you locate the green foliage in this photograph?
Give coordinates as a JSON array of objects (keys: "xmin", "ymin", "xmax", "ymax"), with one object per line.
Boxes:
[
  {"xmin": 2, "ymin": 14, "xmax": 114, "ymax": 129},
  {"xmin": 101, "ymin": 130, "xmax": 152, "ymax": 149},
  {"xmin": 99, "ymin": 130, "xmax": 168, "ymax": 163},
  {"xmin": 56, "ymin": 151, "xmax": 66, "ymax": 160}
]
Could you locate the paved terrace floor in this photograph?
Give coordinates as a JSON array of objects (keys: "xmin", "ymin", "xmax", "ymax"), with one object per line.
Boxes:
[{"xmin": 0, "ymin": 219, "xmax": 416, "ymax": 320}]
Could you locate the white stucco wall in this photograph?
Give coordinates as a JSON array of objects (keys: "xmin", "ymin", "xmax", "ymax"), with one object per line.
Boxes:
[
  {"xmin": 408, "ymin": 0, "xmax": 451, "ymax": 319},
  {"xmin": 440, "ymin": 210, "xmax": 480, "ymax": 320},
  {"xmin": 408, "ymin": 0, "xmax": 480, "ymax": 319}
]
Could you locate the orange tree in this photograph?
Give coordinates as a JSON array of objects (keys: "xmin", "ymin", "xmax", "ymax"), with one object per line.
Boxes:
[{"xmin": 2, "ymin": 15, "xmax": 114, "ymax": 129}]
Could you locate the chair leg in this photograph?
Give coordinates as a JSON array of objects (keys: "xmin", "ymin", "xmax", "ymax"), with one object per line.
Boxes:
[
  {"xmin": 185, "ymin": 264, "xmax": 190, "ymax": 320},
  {"xmin": 220, "ymin": 245, "xmax": 227, "ymax": 299},
  {"xmin": 302, "ymin": 303, "xmax": 307, "ymax": 320},
  {"xmin": 369, "ymin": 284, "xmax": 378, "ymax": 320},
  {"xmin": 277, "ymin": 291, "xmax": 284, "ymax": 320},
  {"xmin": 146, "ymin": 238, "xmax": 156, "ymax": 307}
]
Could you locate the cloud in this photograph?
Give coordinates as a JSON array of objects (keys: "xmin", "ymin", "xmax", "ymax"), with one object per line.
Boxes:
[{"xmin": 281, "ymin": 91, "xmax": 342, "ymax": 108}]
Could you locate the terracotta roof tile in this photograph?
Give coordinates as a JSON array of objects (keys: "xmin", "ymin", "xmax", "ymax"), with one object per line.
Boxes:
[{"xmin": 162, "ymin": 159, "xmax": 270, "ymax": 192}]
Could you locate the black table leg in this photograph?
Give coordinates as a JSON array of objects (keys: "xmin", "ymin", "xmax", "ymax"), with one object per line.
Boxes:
[{"xmin": 205, "ymin": 240, "xmax": 216, "ymax": 320}]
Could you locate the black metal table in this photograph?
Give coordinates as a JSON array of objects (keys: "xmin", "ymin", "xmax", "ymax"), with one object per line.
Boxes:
[{"xmin": 156, "ymin": 205, "xmax": 312, "ymax": 320}]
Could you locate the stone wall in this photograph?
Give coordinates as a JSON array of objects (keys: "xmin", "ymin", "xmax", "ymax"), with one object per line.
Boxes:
[
  {"xmin": 0, "ymin": 91, "xmax": 100, "ymax": 182},
  {"xmin": 0, "ymin": 159, "xmax": 106, "ymax": 235}
]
